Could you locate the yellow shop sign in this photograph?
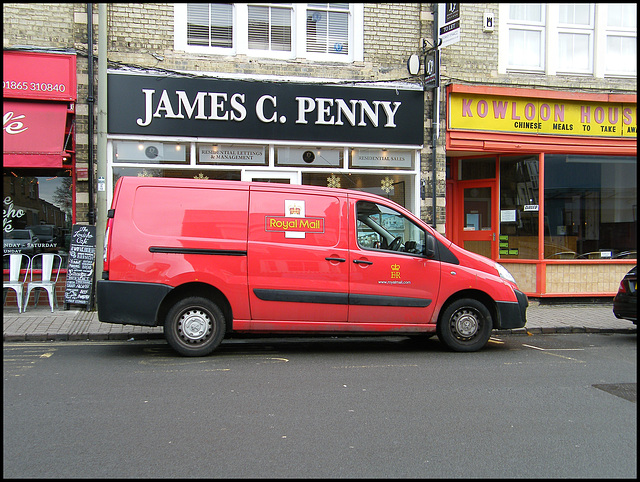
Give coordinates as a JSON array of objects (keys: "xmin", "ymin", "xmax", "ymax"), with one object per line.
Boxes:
[{"xmin": 449, "ymin": 93, "xmax": 637, "ymax": 138}]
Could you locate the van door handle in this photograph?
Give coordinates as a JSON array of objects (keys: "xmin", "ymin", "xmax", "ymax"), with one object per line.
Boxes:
[
  {"xmin": 325, "ymin": 257, "xmax": 346, "ymax": 262},
  {"xmin": 353, "ymin": 259, "xmax": 373, "ymax": 265}
]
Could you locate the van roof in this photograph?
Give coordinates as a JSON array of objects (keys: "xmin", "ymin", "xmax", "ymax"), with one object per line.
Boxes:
[{"xmin": 115, "ymin": 176, "xmax": 387, "ymax": 201}]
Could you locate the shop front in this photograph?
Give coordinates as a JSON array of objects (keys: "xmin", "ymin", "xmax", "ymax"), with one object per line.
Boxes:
[
  {"xmin": 445, "ymin": 84, "xmax": 637, "ymax": 297},
  {"xmin": 106, "ymin": 72, "xmax": 425, "ymax": 215},
  {"xmin": 3, "ymin": 51, "xmax": 77, "ymax": 306}
]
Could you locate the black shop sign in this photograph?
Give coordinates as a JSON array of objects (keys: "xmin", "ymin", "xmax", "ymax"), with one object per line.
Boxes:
[{"xmin": 108, "ymin": 72, "xmax": 424, "ymax": 146}]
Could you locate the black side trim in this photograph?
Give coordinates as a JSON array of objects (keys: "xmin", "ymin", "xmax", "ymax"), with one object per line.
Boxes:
[
  {"xmin": 254, "ymin": 289, "xmax": 348, "ymax": 305},
  {"xmin": 149, "ymin": 247, "xmax": 247, "ymax": 256},
  {"xmin": 253, "ymin": 289, "xmax": 431, "ymax": 308},
  {"xmin": 350, "ymin": 293, "xmax": 431, "ymax": 308}
]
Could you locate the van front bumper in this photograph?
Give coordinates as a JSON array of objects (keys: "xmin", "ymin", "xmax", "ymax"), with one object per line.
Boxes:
[
  {"xmin": 495, "ymin": 289, "xmax": 528, "ymax": 329},
  {"xmin": 97, "ymin": 280, "xmax": 171, "ymax": 327}
]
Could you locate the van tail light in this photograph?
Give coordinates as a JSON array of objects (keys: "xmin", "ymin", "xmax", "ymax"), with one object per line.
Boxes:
[{"xmin": 103, "ymin": 209, "xmax": 115, "ymax": 275}]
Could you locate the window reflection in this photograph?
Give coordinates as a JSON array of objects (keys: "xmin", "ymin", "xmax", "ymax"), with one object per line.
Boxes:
[
  {"xmin": 544, "ymin": 155, "xmax": 636, "ymax": 259},
  {"xmin": 3, "ymin": 171, "xmax": 72, "ymax": 263},
  {"xmin": 499, "ymin": 156, "xmax": 539, "ymax": 259}
]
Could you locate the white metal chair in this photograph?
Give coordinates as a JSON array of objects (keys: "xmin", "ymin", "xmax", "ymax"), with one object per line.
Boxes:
[
  {"xmin": 3, "ymin": 253, "xmax": 31, "ymax": 313},
  {"xmin": 23, "ymin": 253, "xmax": 63, "ymax": 312}
]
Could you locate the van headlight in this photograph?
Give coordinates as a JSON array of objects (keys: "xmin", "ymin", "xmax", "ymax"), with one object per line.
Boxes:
[{"xmin": 495, "ymin": 263, "xmax": 516, "ymax": 283}]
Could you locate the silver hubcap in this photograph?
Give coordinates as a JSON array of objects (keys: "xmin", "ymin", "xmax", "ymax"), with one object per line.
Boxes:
[
  {"xmin": 178, "ymin": 309, "xmax": 211, "ymax": 342},
  {"xmin": 452, "ymin": 309, "xmax": 479, "ymax": 338}
]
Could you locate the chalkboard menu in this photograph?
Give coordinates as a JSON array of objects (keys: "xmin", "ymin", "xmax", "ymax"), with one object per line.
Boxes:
[{"xmin": 64, "ymin": 224, "xmax": 97, "ymax": 309}]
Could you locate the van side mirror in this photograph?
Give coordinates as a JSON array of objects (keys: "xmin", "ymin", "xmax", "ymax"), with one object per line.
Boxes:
[{"xmin": 425, "ymin": 234, "xmax": 436, "ymax": 259}]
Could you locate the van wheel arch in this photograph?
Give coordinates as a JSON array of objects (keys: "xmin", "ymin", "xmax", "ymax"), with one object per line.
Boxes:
[
  {"xmin": 158, "ymin": 282, "xmax": 233, "ymax": 333},
  {"xmin": 436, "ymin": 291, "xmax": 496, "ymax": 352}
]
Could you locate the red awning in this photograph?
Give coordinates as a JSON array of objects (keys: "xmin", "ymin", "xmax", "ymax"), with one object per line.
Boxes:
[{"xmin": 3, "ymin": 101, "xmax": 70, "ymax": 168}]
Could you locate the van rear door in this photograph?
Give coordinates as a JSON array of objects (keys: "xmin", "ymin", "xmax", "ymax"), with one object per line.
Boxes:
[{"xmin": 247, "ymin": 185, "xmax": 349, "ymax": 322}]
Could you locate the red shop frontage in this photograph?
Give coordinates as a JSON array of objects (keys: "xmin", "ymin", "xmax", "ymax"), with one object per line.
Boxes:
[
  {"xmin": 3, "ymin": 50, "xmax": 77, "ymax": 309},
  {"xmin": 445, "ymin": 84, "xmax": 637, "ymax": 298}
]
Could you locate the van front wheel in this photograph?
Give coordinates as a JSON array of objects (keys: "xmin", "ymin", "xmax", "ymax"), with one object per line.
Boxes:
[
  {"xmin": 164, "ymin": 297, "xmax": 226, "ymax": 356},
  {"xmin": 437, "ymin": 299, "xmax": 492, "ymax": 352}
]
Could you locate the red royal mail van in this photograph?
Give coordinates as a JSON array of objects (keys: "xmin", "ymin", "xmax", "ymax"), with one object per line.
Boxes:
[{"xmin": 97, "ymin": 177, "xmax": 527, "ymax": 356}]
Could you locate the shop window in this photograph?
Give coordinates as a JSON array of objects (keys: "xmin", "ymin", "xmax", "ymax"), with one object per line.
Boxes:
[
  {"xmin": 276, "ymin": 146, "xmax": 342, "ymax": 167},
  {"xmin": 544, "ymin": 155, "xmax": 636, "ymax": 259},
  {"xmin": 3, "ymin": 171, "xmax": 72, "ymax": 264},
  {"xmin": 303, "ymin": 172, "xmax": 407, "ymax": 209},
  {"xmin": 499, "ymin": 156, "xmax": 539, "ymax": 259},
  {"xmin": 460, "ymin": 157, "xmax": 496, "ymax": 180},
  {"xmin": 114, "ymin": 141, "xmax": 189, "ymax": 164},
  {"xmin": 112, "ymin": 167, "xmax": 241, "ymax": 185}
]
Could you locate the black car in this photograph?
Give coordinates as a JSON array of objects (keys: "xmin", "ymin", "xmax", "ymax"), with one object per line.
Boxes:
[{"xmin": 613, "ymin": 266, "xmax": 637, "ymax": 324}]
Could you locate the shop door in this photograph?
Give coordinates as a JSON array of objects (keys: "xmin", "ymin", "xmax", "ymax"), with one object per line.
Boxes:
[
  {"xmin": 242, "ymin": 170, "xmax": 300, "ymax": 184},
  {"xmin": 455, "ymin": 180, "xmax": 497, "ymax": 259}
]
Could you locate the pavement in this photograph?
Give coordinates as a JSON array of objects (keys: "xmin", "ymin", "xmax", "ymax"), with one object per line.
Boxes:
[{"xmin": 2, "ymin": 299, "xmax": 636, "ymax": 342}]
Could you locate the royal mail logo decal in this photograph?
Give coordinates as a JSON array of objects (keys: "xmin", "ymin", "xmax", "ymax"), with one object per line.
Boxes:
[
  {"xmin": 265, "ymin": 216, "xmax": 325, "ymax": 234},
  {"xmin": 265, "ymin": 199, "xmax": 324, "ymax": 238}
]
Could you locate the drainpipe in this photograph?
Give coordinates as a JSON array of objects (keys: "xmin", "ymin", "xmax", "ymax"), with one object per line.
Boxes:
[
  {"xmin": 96, "ymin": 3, "xmax": 107, "ymax": 285},
  {"xmin": 87, "ymin": 3, "xmax": 95, "ymax": 225},
  {"xmin": 431, "ymin": 3, "xmax": 439, "ymax": 229}
]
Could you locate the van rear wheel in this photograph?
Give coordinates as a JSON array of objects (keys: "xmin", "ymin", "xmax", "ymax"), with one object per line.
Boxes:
[
  {"xmin": 164, "ymin": 297, "xmax": 226, "ymax": 356},
  {"xmin": 437, "ymin": 299, "xmax": 492, "ymax": 352}
]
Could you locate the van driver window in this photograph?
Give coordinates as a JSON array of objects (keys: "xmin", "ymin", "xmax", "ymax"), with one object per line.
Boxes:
[{"xmin": 356, "ymin": 201, "xmax": 426, "ymax": 255}]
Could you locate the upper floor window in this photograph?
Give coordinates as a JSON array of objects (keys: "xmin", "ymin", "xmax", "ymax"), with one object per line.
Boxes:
[
  {"xmin": 247, "ymin": 4, "xmax": 292, "ymax": 52},
  {"xmin": 499, "ymin": 3, "xmax": 637, "ymax": 78},
  {"xmin": 175, "ymin": 3, "xmax": 363, "ymax": 62},
  {"xmin": 557, "ymin": 3, "xmax": 594, "ymax": 74},
  {"xmin": 505, "ymin": 4, "xmax": 545, "ymax": 71},
  {"xmin": 605, "ymin": 3, "xmax": 637, "ymax": 76},
  {"xmin": 187, "ymin": 3, "xmax": 233, "ymax": 48},
  {"xmin": 306, "ymin": 3, "xmax": 350, "ymax": 55}
]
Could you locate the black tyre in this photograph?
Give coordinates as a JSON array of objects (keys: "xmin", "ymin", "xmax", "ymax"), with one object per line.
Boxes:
[
  {"xmin": 164, "ymin": 297, "xmax": 226, "ymax": 356},
  {"xmin": 437, "ymin": 298, "xmax": 492, "ymax": 352}
]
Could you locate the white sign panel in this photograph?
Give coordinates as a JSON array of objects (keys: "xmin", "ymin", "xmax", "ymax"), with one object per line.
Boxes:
[
  {"xmin": 438, "ymin": 3, "xmax": 461, "ymax": 48},
  {"xmin": 199, "ymin": 146, "xmax": 265, "ymax": 164},
  {"xmin": 352, "ymin": 149, "xmax": 413, "ymax": 168}
]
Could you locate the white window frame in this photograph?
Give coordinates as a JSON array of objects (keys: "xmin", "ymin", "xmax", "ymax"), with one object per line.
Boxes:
[
  {"xmin": 174, "ymin": 3, "xmax": 364, "ymax": 63},
  {"xmin": 554, "ymin": 3, "xmax": 594, "ymax": 75},
  {"xmin": 177, "ymin": 3, "xmax": 238, "ymax": 56},
  {"xmin": 499, "ymin": 3, "xmax": 546, "ymax": 73},
  {"xmin": 499, "ymin": 3, "xmax": 637, "ymax": 78},
  {"xmin": 597, "ymin": 3, "xmax": 637, "ymax": 77}
]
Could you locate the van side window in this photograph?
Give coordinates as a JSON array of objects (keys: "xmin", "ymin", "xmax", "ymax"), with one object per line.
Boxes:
[{"xmin": 356, "ymin": 201, "xmax": 426, "ymax": 255}]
